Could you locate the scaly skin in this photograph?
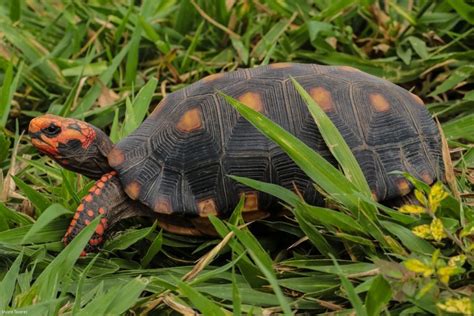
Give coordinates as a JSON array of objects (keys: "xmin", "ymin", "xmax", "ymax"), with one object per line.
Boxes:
[{"xmin": 29, "ymin": 115, "xmax": 154, "ymax": 255}]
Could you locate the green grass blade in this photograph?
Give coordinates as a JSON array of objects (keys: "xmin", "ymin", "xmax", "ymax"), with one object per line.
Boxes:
[
  {"xmin": 290, "ymin": 77, "xmax": 372, "ymax": 198},
  {"xmin": 229, "ymin": 224, "xmax": 292, "ymax": 316},
  {"xmin": 12, "ymin": 176, "xmax": 50, "ymax": 213},
  {"xmin": 365, "ymin": 275, "xmax": 392, "ymax": 316},
  {"xmin": 0, "ymin": 250, "xmax": 23, "ymax": 309},
  {"xmin": 221, "ymin": 93, "xmax": 357, "ymax": 209},
  {"xmin": 330, "ymin": 254, "xmax": 367, "ymax": 316},
  {"xmin": 104, "ymin": 221, "xmax": 157, "ymax": 251},
  {"xmin": 294, "ymin": 205, "xmax": 333, "ymax": 257},
  {"xmin": 21, "ymin": 204, "xmax": 71, "ymax": 244},
  {"xmin": 177, "ymin": 279, "xmax": 228, "ymax": 316},
  {"xmin": 33, "ymin": 216, "xmax": 101, "ymax": 301}
]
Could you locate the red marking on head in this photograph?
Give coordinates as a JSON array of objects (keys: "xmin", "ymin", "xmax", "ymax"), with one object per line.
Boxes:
[
  {"xmin": 29, "ymin": 114, "xmax": 96, "ymax": 158},
  {"xmin": 87, "ymin": 210, "xmax": 94, "ymax": 217},
  {"xmin": 98, "ymin": 207, "xmax": 105, "ymax": 214},
  {"xmin": 95, "ymin": 224, "xmax": 104, "ymax": 235}
]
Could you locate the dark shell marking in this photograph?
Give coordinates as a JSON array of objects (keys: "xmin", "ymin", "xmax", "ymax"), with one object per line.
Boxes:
[{"xmin": 110, "ymin": 63, "xmax": 443, "ymax": 217}]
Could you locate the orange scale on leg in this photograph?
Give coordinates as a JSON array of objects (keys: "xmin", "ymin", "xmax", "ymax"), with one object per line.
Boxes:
[
  {"xmin": 77, "ymin": 204, "xmax": 84, "ymax": 212},
  {"xmin": 97, "ymin": 182, "xmax": 105, "ymax": 189},
  {"xmin": 87, "ymin": 210, "xmax": 94, "ymax": 217},
  {"xmin": 73, "ymin": 212, "xmax": 80, "ymax": 220},
  {"xmin": 85, "ymin": 194, "xmax": 93, "ymax": 202},
  {"xmin": 84, "ymin": 219, "xmax": 90, "ymax": 225},
  {"xmin": 95, "ymin": 224, "xmax": 104, "ymax": 235},
  {"xmin": 98, "ymin": 207, "xmax": 106, "ymax": 214},
  {"xmin": 94, "ymin": 188, "xmax": 101, "ymax": 195}
]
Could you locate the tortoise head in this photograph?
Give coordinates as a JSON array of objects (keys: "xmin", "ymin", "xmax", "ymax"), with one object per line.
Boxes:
[{"xmin": 29, "ymin": 114, "xmax": 114, "ymax": 179}]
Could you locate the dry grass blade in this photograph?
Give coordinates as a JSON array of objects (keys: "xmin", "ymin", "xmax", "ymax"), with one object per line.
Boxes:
[
  {"xmin": 182, "ymin": 229, "xmax": 235, "ymax": 281},
  {"xmin": 190, "ymin": 0, "xmax": 240, "ymax": 39},
  {"xmin": 162, "ymin": 294, "xmax": 198, "ymax": 316},
  {"xmin": 436, "ymin": 118, "xmax": 460, "ymax": 200}
]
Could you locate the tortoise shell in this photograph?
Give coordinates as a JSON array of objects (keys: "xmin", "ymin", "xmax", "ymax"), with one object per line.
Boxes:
[{"xmin": 108, "ymin": 63, "xmax": 442, "ymax": 218}]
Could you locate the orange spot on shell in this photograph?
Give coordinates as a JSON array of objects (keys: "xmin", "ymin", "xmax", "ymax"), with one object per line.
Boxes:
[
  {"xmin": 410, "ymin": 92, "xmax": 424, "ymax": 106},
  {"xmin": 420, "ymin": 170, "xmax": 433, "ymax": 184},
  {"xmin": 202, "ymin": 72, "xmax": 224, "ymax": 82},
  {"xmin": 197, "ymin": 198, "xmax": 218, "ymax": 217},
  {"xmin": 177, "ymin": 108, "xmax": 203, "ymax": 132},
  {"xmin": 397, "ymin": 179, "xmax": 411, "ymax": 195},
  {"xmin": 369, "ymin": 93, "xmax": 390, "ymax": 112},
  {"xmin": 125, "ymin": 181, "xmax": 141, "ymax": 200},
  {"xmin": 154, "ymin": 196, "xmax": 173, "ymax": 215},
  {"xmin": 270, "ymin": 62, "xmax": 292, "ymax": 69},
  {"xmin": 108, "ymin": 148, "xmax": 125, "ymax": 167},
  {"xmin": 310, "ymin": 87, "xmax": 334, "ymax": 112},
  {"xmin": 240, "ymin": 192, "xmax": 259, "ymax": 212},
  {"xmin": 238, "ymin": 92, "xmax": 264, "ymax": 113},
  {"xmin": 339, "ymin": 65, "xmax": 360, "ymax": 72}
]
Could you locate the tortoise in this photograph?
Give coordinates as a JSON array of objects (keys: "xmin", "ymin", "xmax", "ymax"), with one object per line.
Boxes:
[{"xmin": 28, "ymin": 63, "xmax": 443, "ymax": 254}]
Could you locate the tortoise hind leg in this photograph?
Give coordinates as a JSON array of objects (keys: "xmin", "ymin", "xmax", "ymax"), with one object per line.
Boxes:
[{"xmin": 63, "ymin": 171, "xmax": 155, "ymax": 254}]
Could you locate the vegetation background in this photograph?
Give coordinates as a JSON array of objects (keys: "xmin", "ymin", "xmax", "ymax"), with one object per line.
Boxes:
[{"xmin": 0, "ymin": 0, "xmax": 473, "ymax": 314}]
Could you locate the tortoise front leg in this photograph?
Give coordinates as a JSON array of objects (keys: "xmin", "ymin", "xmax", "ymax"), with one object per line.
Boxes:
[{"xmin": 63, "ymin": 171, "xmax": 155, "ymax": 255}]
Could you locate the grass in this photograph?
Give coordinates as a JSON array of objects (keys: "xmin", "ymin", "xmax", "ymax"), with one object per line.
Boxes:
[{"xmin": 0, "ymin": 0, "xmax": 473, "ymax": 314}]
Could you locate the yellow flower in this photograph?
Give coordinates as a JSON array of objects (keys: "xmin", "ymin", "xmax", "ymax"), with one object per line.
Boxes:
[
  {"xmin": 437, "ymin": 297, "xmax": 472, "ymax": 315},
  {"xmin": 404, "ymin": 259, "xmax": 434, "ymax": 277},
  {"xmin": 415, "ymin": 189, "xmax": 427, "ymax": 206},
  {"xmin": 448, "ymin": 255, "xmax": 466, "ymax": 267},
  {"xmin": 399, "ymin": 204, "xmax": 425, "ymax": 215},
  {"xmin": 430, "ymin": 218, "xmax": 447, "ymax": 242},
  {"xmin": 412, "ymin": 225, "xmax": 432, "ymax": 239},
  {"xmin": 428, "ymin": 182, "xmax": 448, "ymax": 212},
  {"xmin": 437, "ymin": 266, "xmax": 458, "ymax": 284}
]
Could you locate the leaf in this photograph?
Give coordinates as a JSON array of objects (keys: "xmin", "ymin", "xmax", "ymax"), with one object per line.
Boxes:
[
  {"xmin": 229, "ymin": 224, "xmax": 292, "ymax": 315},
  {"xmin": 141, "ymin": 229, "xmax": 163, "ymax": 267},
  {"xmin": 407, "ymin": 37, "xmax": 429, "ymax": 59},
  {"xmin": 365, "ymin": 275, "xmax": 392, "ymax": 316},
  {"xmin": 294, "ymin": 204, "xmax": 333, "ymax": 257},
  {"xmin": 381, "ymin": 221, "xmax": 435, "ymax": 254},
  {"xmin": 12, "ymin": 176, "xmax": 50, "ymax": 213},
  {"xmin": 33, "ymin": 216, "xmax": 101, "ymax": 301},
  {"xmin": 104, "ymin": 222, "xmax": 157, "ymax": 251},
  {"xmin": 21, "ymin": 203, "xmax": 71, "ymax": 244},
  {"xmin": 330, "ymin": 255, "xmax": 367, "ymax": 316},
  {"xmin": 447, "ymin": 0, "xmax": 474, "ymax": 24},
  {"xmin": 0, "ymin": 250, "xmax": 23, "ymax": 309},
  {"xmin": 176, "ymin": 280, "xmax": 228, "ymax": 316}
]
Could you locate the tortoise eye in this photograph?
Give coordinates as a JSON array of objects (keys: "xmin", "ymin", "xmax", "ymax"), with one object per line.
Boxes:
[{"xmin": 42, "ymin": 124, "xmax": 61, "ymax": 137}]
